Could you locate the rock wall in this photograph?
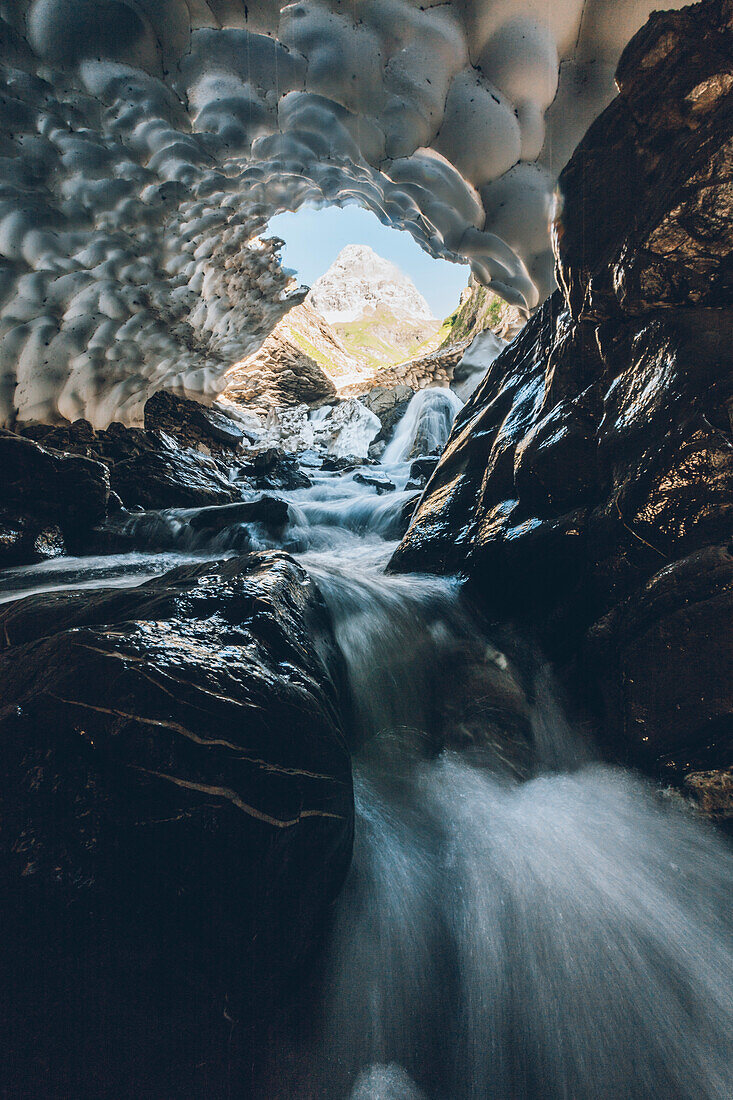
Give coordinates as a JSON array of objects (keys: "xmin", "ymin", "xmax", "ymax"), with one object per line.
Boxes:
[{"xmin": 393, "ymin": 0, "xmax": 733, "ymax": 810}]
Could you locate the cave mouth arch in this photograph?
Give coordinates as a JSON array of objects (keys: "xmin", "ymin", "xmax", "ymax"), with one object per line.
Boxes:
[{"xmin": 0, "ymin": 0, "xmax": 687, "ymax": 428}]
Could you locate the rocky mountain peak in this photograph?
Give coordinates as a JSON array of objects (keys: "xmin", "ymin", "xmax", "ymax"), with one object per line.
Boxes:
[{"xmin": 305, "ymin": 244, "xmax": 435, "ymax": 324}]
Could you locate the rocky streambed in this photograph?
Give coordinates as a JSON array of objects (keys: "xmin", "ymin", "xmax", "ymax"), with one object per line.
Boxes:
[
  {"xmin": 0, "ymin": 2, "xmax": 731, "ymax": 1096},
  {"xmin": 0, "ymin": 374, "xmax": 731, "ymax": 1099}
]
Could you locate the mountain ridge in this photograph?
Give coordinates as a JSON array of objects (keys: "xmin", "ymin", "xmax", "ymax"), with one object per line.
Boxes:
[{"xmin": 305, "ymin": 244, "xmax": 436, "ymax": 325}]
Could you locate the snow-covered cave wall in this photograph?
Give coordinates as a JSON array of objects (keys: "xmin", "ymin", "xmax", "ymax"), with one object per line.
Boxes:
[{"xmin": 0, "ymin": 0, "xmax": 688, "ymax": 427}]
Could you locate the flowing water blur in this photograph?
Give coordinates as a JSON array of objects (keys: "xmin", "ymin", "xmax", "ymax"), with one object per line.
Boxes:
[
  {"xmin": 1, "ymin": 390, "xmax": 731, "ymax": 1098},
  {"xmin": 282, "ymin": 562, "xmax": 733, "ymax": 1100}
]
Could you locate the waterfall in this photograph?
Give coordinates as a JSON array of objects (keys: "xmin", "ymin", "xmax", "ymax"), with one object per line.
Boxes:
[
  {"xmin": 382, "ymin": 387, "xmax": 464, "ymax": 465},
  {"xmin": 258, "ymin": 555, "xmax": 733, "ymax": 1100}
]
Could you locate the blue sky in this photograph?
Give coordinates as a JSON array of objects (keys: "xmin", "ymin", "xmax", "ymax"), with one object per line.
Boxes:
[{"xmin": 267, "ymin": 205, "xmax": 470, "ymax": 320}]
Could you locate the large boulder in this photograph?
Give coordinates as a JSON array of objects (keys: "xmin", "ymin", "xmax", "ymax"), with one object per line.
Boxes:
[
  {"xmin": 0, "ymin": 552, "xmax": 353, "ymax": 1095},
  {"xmin": 0, "ymin": 429, "xmax": 110, "ymax": 557},
  {"xmin": 110, "ymin": 442, "xmax": 243, "ymax": 509},
  {"xmin": 144, "ymin": 390, "xmax": 246, "ymax": 453},
  {"xmin": 586, "ymin": 544, "xmax": 733, "ymax": 773},
  {"xmin": 392, "ymin": 0, "xmax": 733, "ymax": 813}
]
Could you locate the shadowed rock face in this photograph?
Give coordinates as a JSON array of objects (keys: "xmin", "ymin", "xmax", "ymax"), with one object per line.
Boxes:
[
  {"xmin": 220, "ymin": 305, "xmax": 339, "ymax": 416},
  {"xmin": 0, "ymin": 428, "xmax": 110, "ymax": 559},
  {"xmin": 0, "ymin": 551, "xmax": 353, "ymax": 1095},
  {"xmin": 144, "ymin": 389, "xmax": 246, "ymax": 451},
  {"xmin": 393, "ymin": 0, "xmax": 733, "ymax": 798}
]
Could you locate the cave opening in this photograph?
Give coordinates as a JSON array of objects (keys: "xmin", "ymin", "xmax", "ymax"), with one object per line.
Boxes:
[
  {"xmin": 217, "ymin": 201, "xmax": 485, "ymax": 415},
  {"xmin": 0, "ymin": 2, "xmax": 731, "ymax": 1098}
]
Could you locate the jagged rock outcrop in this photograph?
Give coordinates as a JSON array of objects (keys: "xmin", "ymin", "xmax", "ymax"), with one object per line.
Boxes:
[
  {"xmin": 441, "ymin": 275, "xmax": 526, "ymax": 346},
  {"xmin": 0, "ymin": 552, "xmax": 353, "ymax": 1095},
  {"xmin": 393, "ymin": 0, "xmax": 733, "ymax": 812},
  {"xmin": 221, "ymin": 304, "xmax": 339, "ymax": 415},
  {"xmin": 360, "ymin": 385, "xmax": 415, "ymax": 443},
  {"xmin": 352, "ymin": 340, "xmax": 470, "ymax": 394}
]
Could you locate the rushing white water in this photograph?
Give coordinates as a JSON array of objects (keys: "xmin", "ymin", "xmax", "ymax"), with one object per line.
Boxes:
[
  {"xmin": 382, "ymin": 388, "xmax": 464, "ymax": 465},
  {"xmin": 324, "ymin": 756, "xmax": 733, "ymax": 1100},
  {"xmin": 1, "ymin": 395, "xmax": 731, "ymax": 1100},
  {"xmin": 266, "ymin": 563, "xmax": 733, "ymax": 1100}
]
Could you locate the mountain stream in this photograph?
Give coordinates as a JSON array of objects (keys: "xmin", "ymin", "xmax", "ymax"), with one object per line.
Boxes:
[{"xmin": 2, "ymin": 389, "xmax": 731, "ymax": 1100}]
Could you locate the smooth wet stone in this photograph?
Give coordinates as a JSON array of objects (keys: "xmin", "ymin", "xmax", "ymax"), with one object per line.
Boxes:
[
  {"xmin": 409, "ymin": 456, "xmax": 439, "ymax": 481},
  {"xmin": 0, "ymin": 512, "xmax": 65, "ymax": 567},
  {"xmin": 320, "ymin": 454, "xmax": 363, "ymax": 472},
  {"xmin": 354, "ymin": 471, "xmax": 396, "ymax": 494},
  {"xmin": 0, "ymin": 551, "xmax": 353, "ymax": 1089},
  {"xmin": 187, "ymin": 496, "xmax": 289, "ymax": 532},
  {"xmin": 407, "ymin": 455, "xmax": 440, "ymax": 488},
  {"xmin": 0, "ymin": 429, "xmax": 110, "ymax": 553},
  {"xmin": 110, "ymin": 445, "xmax": 242, "ymax": 509},
  {"xmin": 586, "ymin": 544, "xmax": 733, "ymax": 769},
  {"xmin": 144, "ymin": 390, "xmax": 245, "ymax": 452}
]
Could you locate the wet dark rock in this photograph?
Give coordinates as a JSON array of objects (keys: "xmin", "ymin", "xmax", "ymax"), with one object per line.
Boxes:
[
  {"xmin": 586, "ymin": 544, "xmax": 733, "ymax": 772},
  {"xmin": 392, "ymin": 0, "xmax": 733, "ymax": 795},
  {"xmin": 683, "ymin": 769, "xmax": 733, "ymax": 823},
  {"xmin": 144, "ymin": 390, "xmax": 245, "ymax": 453},
  {"xmin": 19, "ymin": 418, "xmax": 111, "ymax": 460},
  {"xmin": 555, "ymin": 0, "xmax": 733, "ymax": 320},
  {"xmin": 360, "ymin": 385, "xmax": 414, "ymax": 443},
  {"xmin": 0, "ymin": 512, "xmax": 65, "ymax": 567},
  {"xmin": 188, "ymin": 496, "xmax": 289, "ymax": 532},
  {"xmin": 353, "ymin": 471, "xmax": 396, "ymax": 494},
  {"xmin": 93, "ymin": 421, "xmax": 162, "ymax": 463},
  {"xmin": 513, "ymin": 390, "xmax": 601, "ymax": 513},
  {"xmin": 0, "ymin": 552, "xmax": 353, "ymax": 1093},
  {"xmin": 409, "ymin": 456, "xmax": 440, "ymax": 486},
  {"xmin": 0, "ymin": 430, "xmax": 110, "ymax": 555},
  {"xmin": 107, "ymin": 490, "xmax": 124, "ymax": 514},
  {"xmin": 110, "ymin": 445, "xmax": 242, "ymax": 510},
  {"xmin": 238, "ymin": 446, "xmax": 312, "ymax": 490},
  {"xmin": 320, "ymin": 454, "xmax": 363, "ymax": 472}
]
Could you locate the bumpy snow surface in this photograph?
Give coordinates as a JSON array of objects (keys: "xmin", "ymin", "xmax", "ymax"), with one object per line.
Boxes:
[
  {"xmin": 0, "ymin": 1, "xmax": 686, "ymax": 426},
  {"xmin": 306, "ymin": 245, "xmax": 434, "ymax": 324}
]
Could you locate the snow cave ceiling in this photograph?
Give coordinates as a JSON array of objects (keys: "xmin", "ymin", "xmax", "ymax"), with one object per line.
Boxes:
[{"xmin": 0, "ymin": 0, "xmax": 687, "ymax": 426}]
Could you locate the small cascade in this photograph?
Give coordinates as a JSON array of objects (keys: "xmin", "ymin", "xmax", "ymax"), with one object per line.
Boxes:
[
  {"xmin": 252, "ymin": 548, "xmax": 733, "ymax": 1100},
  {"xmin": 382, "ymin": 387, "xmax": 464, "ymax": 464},
  {"xmin": 323, "ymin": 752, "xmax": 733, "ymax": 1100}
]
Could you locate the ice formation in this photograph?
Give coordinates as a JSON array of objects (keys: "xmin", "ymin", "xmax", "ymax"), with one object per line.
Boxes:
[{"xmin": 0, "ymin": 0, "xmax": 687, "ymax": 426}]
